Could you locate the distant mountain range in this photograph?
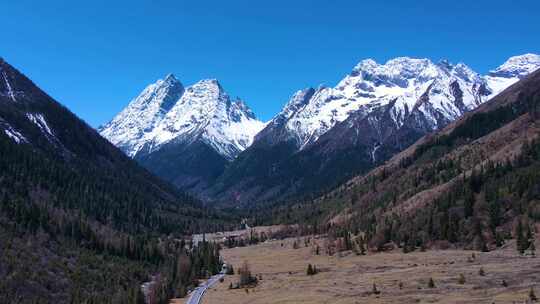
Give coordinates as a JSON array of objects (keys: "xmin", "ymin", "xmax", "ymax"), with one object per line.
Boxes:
[{"xmin": 100, "ymin": 54, "xmax": 540, "ymax": 205}]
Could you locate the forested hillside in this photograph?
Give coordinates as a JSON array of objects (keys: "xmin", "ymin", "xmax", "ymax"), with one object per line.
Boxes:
[
  {"xmin": 0, "ymin": 58, "xmax": 232, "ymax": 303},
  {"xmin": 255, "ymin": 69, "xmax": 540, "ymax": 252}
]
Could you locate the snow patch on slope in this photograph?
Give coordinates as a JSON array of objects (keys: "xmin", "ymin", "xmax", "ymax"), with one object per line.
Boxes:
[
  {"xmin": 1, "ymin": 70, "xmax": 17, "ymax": 102},
  {"xmin": 26, "ymin": 113, "xmax": 54, "ymax": 137},
  {"xmin": 0, "ymin": 117, "xmax": 27, "ymax": 144}
]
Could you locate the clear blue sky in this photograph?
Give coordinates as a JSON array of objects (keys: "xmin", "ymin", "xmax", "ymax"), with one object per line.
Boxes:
[{"xmin": 1, "ymin": 0, "xmax": 539, "ymax": 126}]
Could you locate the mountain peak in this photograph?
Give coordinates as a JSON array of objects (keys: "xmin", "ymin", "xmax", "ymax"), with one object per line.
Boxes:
[
  {"xmin": 163, "ymin": 73, "xmax": 178, "ymax": 82},
  {"xmin": 490, "ymin": 53, "xmax": 540, "ymax": 79},
  {"xmin": 98, "ymin": 75, "xmax": 185, "ymax": 156},
  {"xmin": 231, "ymin": 98, "xmax": 257, "ymax": 119},
  {"xmin": 385, "ymin": 56, "xmax": 431, "ymax": 66},
  {"xmin": 351, "ymin": 57, "xmax": 437, "ymax": 82},
  {"xmin": 101, "ymin": 76, "xmax": 264, "ymax": 160},
  {"xmin": 280, "ymin": 87, "xmax": 316, "ymax": 118},
  {"xmin": 195, "ymin": 78, "xmax": 221, "ymax": 87},
  {"xmin": 438, "ymin": 59, "xmax": 453, "ymax": 70},
  {"xmin": 352, "ymin": 58, "xmax": 378, "ymax": 74},
  {"xmin": 157, "ymin": 73, "xmax": 182, "ymax": 88}
]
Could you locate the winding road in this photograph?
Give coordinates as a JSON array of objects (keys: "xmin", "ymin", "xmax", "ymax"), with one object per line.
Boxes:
[{"xmin": 186, "ymin": 273, "xmax": 225, "ymax": 304}]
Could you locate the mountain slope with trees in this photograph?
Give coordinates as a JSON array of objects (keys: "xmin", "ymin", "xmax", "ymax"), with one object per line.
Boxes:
[
  {"xmin": 258, "ymin": 69, "xmax": 540, "ymax": 252},
  {"xmin": 0, "ymin": 57, "xmax": 232, "ymax": 303}
]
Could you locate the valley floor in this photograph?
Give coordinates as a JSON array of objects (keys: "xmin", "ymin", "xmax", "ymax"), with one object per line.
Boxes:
[{"xmin": 182, "ymin": 237, "xmax": 540, "ymax": 304}]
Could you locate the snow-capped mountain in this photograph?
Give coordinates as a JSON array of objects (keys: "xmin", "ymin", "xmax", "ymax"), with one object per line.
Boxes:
[
  {"xmin": 485, "ymin": 53, "xmax": 540, "ymax": 100},
  {"xmin": 98, "ymin": 54, "xmax": 539, "ymax": 205},
  {"xmin": 142, "ymin": 79, "xmax": 265, "ymax": 160},
  {"xmin": 265, "ymin": 55, "xmax": 540, "ymax": 152},
  {"xmin": 99, "ymin": 75, "xmax": 264, "ymax": 194},
  {"xmin": 211, "ymin": 54, "xmax": 540, "ymax": 205},
  {"xmin": 99, "ymin": 76, "xmax": 264, "ymax": 160},
  {"xmin": 99, "ymin": 74, "xmax": 184, "ymax": 157}
]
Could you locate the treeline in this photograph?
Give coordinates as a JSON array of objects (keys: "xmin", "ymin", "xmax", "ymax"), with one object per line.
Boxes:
[{"xmin": 0, "ymin": 129, "xmax": 229, "ymax": 303}]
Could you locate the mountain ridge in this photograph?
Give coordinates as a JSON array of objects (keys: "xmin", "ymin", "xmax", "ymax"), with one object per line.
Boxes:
[
  {"xmin": 208, "ymin": 54, "xmax": 540, "ymax": 205},
  {"xmin": 259, "ymin": 68, "xmax": 540, "ymax": 252},
  {"xmin": 99, "ymin": 54, "xmax": 540, "ymax": 206}
]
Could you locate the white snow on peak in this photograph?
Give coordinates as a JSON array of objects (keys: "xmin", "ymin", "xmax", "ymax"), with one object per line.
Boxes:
[
  {"xmin": 275, "ymin": 57, "xmax": 485, "ymax": 149},
  {"xmin": 485, "ymin": 54, "xmax": 540, "ymax": 100},
  {"xmin": 148, "ymin": 79, "xmax": 265, "ymax": 159},
  {"xmin": 489, "ymin": 53, "xmax": 540, "ymax": 79},
  {"xmin": 99, "ymin": 74, "xmax": 185, "ymax": 156},
  {"xmin": 100, "ymin": 75, "xmax": 264, "ymax": 159},
  {"xmin": 272, "ymin": 54, "xmax": 540, "ymax": 150}
]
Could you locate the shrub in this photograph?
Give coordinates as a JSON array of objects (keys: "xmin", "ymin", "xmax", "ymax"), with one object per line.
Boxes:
[{"xmin": 238, "ymin": 261, "xmax": 257, "ymax": 287}]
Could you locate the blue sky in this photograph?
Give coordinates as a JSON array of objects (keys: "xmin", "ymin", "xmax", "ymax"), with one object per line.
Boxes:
[{"xmin": 1, "ymin": 0, "xmax": 539, "ymax": 126}]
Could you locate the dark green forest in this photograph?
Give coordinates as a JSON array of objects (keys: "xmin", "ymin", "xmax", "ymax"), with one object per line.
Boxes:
[{"xmin": 0, "ymin": 131, "xmax": 226, "ymax": 303}]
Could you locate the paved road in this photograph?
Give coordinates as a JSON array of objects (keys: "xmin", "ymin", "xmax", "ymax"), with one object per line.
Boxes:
[{"xmin": 186, "ymin": 273, "xmax": 225, "ymax": 304}]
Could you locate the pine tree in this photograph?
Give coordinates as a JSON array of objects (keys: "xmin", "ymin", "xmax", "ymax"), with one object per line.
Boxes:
[
  {"xmin": 428, "ymin": 278, "xmax": 435, "ymax": 288},
  {"xmin": 517, "ymin": 220, "xmax": 526, "ymax": 254},
  {"xmin": 306, "ymin": 264, "xmax": 314, "ymax": 276},
  {"xmin": 226, "ymin": 265, "xmax": 234, "ymax": 275},
  {"xmin": 530, "ymin": 287, "xmax": 537, "ymax": 302},
  {"xmin": 357, "ymin": 236, "xmax": 366, "ymax": 255}
]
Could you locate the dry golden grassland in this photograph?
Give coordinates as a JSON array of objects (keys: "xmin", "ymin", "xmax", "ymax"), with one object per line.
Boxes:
[{"xmin": 192, "ymin": 237, "xmax": 540, "ymax": 304}]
